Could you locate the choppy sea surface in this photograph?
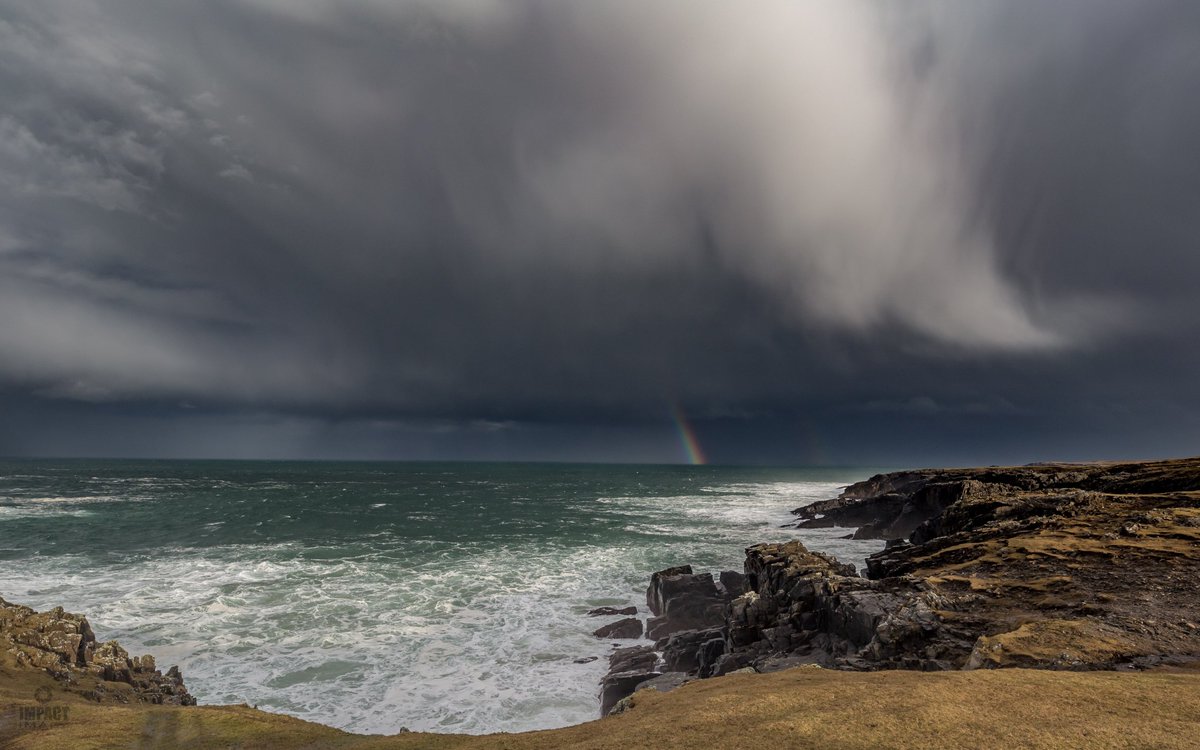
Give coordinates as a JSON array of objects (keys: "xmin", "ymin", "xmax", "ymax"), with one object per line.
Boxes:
[{"xmin": 0, "ymin": 460, "xmax": 886, "ymax": 734}]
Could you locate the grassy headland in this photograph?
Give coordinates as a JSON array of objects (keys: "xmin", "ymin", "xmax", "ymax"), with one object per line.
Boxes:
[{"xmin": 4, "ymin": 663, "xmax": 1200, "ymax": 749}]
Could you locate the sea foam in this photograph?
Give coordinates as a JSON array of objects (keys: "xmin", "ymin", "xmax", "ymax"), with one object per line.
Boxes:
[{"xmin": 0, "ymin": 462, "xmax": 881, "ymax": 734}]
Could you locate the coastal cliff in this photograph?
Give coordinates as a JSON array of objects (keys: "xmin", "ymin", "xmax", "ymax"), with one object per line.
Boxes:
[
  {"xmin": 0, "ymin": 597, "xmax": 194, "ymax": 707},
  {"xmin": 4, "ymin": 456, "xmax": 1200, "ymax": 749},
  {"xmin": 600, "ymin": 456, "xmax": 1200, "ymax": 711}
]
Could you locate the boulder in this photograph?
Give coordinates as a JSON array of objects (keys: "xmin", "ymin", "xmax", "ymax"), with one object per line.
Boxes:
[
  {"xmin": 710, "ymin": 652, "xmax": 756, "ymax": 676},
  {"xmin": 607, "ymin": 645, "xmax": 657, "ymax": 674},
  {"xmin": 592, "ymin": 617, "xmax": 643, "ymax": 639},
  {"xmin": 91, "ymin": 640, "xmax": 133, "ymax": 683},
  {"xmin": 587, "ymin": 606, "xmax": 638, "ymax": 617},
  {"xmin": 600, "ymin": 670, "xmax": 661, "ymax": 716}
]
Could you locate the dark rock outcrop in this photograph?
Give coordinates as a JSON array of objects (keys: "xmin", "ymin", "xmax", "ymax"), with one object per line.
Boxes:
[
  {"xmin": 0, "ymin": 597, "xmax": 195, "ymax": 706},
  {"xmin": 592, "ymin": 617, "xmax": 643, "ymax": 639},
  {"xmin": 607, "ymin": 645, "xmax": 658, "ymax": 675},
  {"xmin": 726, "ymin": 541, "xmax": 965, "ymax": 671},
  {"xmin": 791, "ymin": 457, "xmax": 1200, "ymax": 540},
  {"xmin": 718, "ymin": 570, "xmax": 746, "ymax": 598},
  {"xmin": 634, "ymin": 671, "xmax": 690, "ymax": 693},
  {"xmin": 601, "ymin": 457, "xmax": 1200, "ymax": 714},
  {"xmin": 588, "ymin": 606, "xmax": 638, "ymax": 617},
  {"xmin": 646, "ymin": 566, "xmax": 693, "ymax": 610},
  {"xmin": 740, "ymin": 460, "xmax": 1200, "ymax": 673},
  {"xmin": 598, "ymin": 645, "xmax": 660, "ymax": 715},
  {"xmin": 657, "ymin": 627, "xmax": 723, "ymax": 673},
  {"xmin": 645, "ymin": 567, "xmax": 725, "ymax": 640},
  {"xmin": 600, "ymin": 669, "xmax": 661, "ymax": 716}
]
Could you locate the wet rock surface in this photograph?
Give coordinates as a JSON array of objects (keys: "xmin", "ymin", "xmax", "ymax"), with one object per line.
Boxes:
[
  {"xmin": 657, "ymin": 627, "xmax": 724, "ymax": 673},
  {"xmin": 592, "ymin": 617, "xmax": 643, "ymax": 639},
  {"xmin": 587, "ymin": 606, "xmax": 638, "ymax": 617},
  {"xmin": 601, "ymin": 457, "xmax": 1200, "ymax": 713},
  {"xmin": 645, "ymin": 568, "xmax": 726, "ymax": 641},
  {"xmin": 598, "ymin": 645, "xmax": 660, "ymax": 715},
  {"xmin": 0, "ymin": 597, "xmax": 195, "ymax": 706}
]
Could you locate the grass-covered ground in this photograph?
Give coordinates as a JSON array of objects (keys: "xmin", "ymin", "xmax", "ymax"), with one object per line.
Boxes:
[{"xmin": 4, "ymin": 665, "xmax": 1199, "ymax": 749}]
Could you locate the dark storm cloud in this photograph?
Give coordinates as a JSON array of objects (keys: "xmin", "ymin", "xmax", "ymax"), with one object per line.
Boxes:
[{"xmin": 0, "ymin": 0, "xmax": 1198, "ymax": 462}]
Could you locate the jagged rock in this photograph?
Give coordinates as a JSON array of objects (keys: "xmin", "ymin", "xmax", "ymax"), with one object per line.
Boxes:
[
  {"xmin": 91, "ymin": 641, "xmax": 133, "ymax": 682},
  {"xmin": 647, "ymin": 566, "xmax": 719, "ymax": 616},
  {"xmin": 710, "ymin": 652, "xmax": 756, "ymax": 676},
  {"xmin": 697, "ymin": 637, "xmax": 726, "ymax": 677},
  {"xmin": 600, "ymin": 457, "xmax": 1200, "ymax": 715},
  {"xmin": 645, "ymin": 566, "xmax": 694, "ymax": 614},
  {"xmin": 607, "ymin": 645, "xmax": 657, "ymax": 674},
  {"xmin": 592, "ymin": 617, "xmax": 643, "ymax": 639},
  {"xmin": 601, "ymin": 670, "xmax": 661, "ymax": 715},
  {"xmin": 588, "ymin": 606, "xmax": 638, "ymax": 617},
  {"xmin": 659, "ymin": 628, "xmax": 724, "ymax": 673},
  {"xmin": 645, "ymin": 567, "xmax": 725, "ymax": 640},
  {"xmin": 0, "ymin": 597, "xmax": 195, "ymax": 706},
  {"xmin": 719, "ymin": 571, "xmax": 746, "ymax": 598},
  {"xmin": 598, "ymin": 644, "xmax": 662, "ymax": 715}
]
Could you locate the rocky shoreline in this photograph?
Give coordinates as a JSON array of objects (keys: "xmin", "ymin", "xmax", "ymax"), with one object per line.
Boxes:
[
  {"xmin": 5, "ymin": 456, "xmax": 1199, "ymax": 731},
  {"xmin": 595, "ymin": 456, "xmax": 1200, "ymax": 714},
  {"xmin": 0, "ymin": 597, "xmax": 194, "ymax": 706}
]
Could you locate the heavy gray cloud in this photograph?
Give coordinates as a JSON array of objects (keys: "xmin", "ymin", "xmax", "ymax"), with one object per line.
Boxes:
[{"xmin": 0, "ymin": 0, "xmax": 1197, "ymax": 463}]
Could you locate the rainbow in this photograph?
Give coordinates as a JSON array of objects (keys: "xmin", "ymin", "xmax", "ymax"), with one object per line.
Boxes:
[{"xmin": 671, "ymin": 404, "xmax": 708, "ymax": 466}]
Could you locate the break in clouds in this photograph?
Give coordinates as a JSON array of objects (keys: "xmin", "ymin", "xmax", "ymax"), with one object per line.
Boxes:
[{"xmin": 1, "ymin": 0, "xmax": 1198, "ymax": 461}]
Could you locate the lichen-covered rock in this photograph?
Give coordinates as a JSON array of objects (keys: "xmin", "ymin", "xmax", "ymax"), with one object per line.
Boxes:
[
  {"xmin": 0, "ymin": 596, "xmax": 195, "ymax": 706},
  {"xmin": 774, "ymin": 458, "xmax": 1200, "ymax": 673},
  {"xmin": 598, "ymin": 457, "xmax": 1200, "ymax": 716}
]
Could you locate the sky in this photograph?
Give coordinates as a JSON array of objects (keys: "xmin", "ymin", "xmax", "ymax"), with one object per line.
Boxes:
[{"xmin": 0, "ymin": 0, "xmax": 1198, "ymax": 466}]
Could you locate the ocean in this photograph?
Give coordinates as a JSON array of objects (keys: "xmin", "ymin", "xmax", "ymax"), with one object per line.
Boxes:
[{"xmin": 0, "ymin": 460, "xmax": 886, "ymax": 734}]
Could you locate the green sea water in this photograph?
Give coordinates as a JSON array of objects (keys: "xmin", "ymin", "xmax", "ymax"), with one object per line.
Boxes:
[{"xmin": 0, "ymin": 460, "xmax": 885, "ymax": 734}]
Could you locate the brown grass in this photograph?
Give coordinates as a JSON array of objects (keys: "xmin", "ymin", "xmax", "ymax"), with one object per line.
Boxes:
[{"xmin": 4, "ymin": 667, "xmax": 1200, "ymax": 750}]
